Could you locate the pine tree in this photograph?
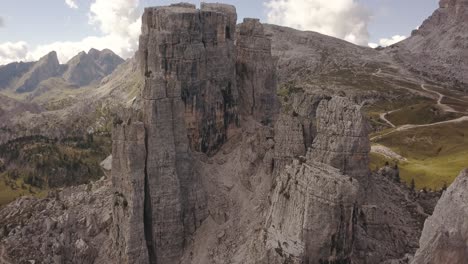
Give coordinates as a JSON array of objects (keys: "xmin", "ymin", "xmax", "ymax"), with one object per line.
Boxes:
[
  {"xmin": 442, "ymin": 181, "xmax": 448, "ymax": 192},
  {"xmin": 394, "ymin": 164, "xmax": 400, "ymax": 183}
]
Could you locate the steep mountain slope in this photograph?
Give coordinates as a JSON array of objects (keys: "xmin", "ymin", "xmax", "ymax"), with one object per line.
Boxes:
[
  {"xmin": 14, "ymin": 51, "xmax": 62, "ymax": 93},
  {"xmin": 0, "ymin": 61, "xmax": 34, "ymax": 90},
  {"xmin": 391, "ymin": 0, "xmax": 468, "ymax": 90},
  {"xmin": 64, "ymin": 49, "xmax": 124, "ymax": 86},
  {"xmin": 88, "ymin": 48, "xmax": 125, "ymax": 75},
  {"xmin": 265, "ymin": 24, "xmax": 382, "ymax": 84}
]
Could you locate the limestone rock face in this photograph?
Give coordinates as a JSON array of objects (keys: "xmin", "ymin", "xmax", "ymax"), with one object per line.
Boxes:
[
  {"xmin": 237, "ymin": 18, "xmax": 279, "ymax": 125},
  {"xmin": 110, "ymin": 3, "xmax": 282, "ymax": 263},
  {"xmin": 263, "ymin": 159, "xmax": 359, "ymax": 264},
  {"xmin": 273, "ymin": 113, "xmax": 306, "ymax": 173},
  {"xmin": 111, "ymin": 122, "xmax": 149, "ymax": 264},
  {"xmin": 140, "ymin": 3, "xmax": 239, "ymax": 156},
  {"xmin": 15, "ymin": 51, "xmax": 61, "ymax": 93},
  {"xmin": 308, "ymin": 97, "xmax": 371, "ymax": 182},
  {"xmin": 412, "ymin": 169, "xmax": 468, "ymax": 264}
]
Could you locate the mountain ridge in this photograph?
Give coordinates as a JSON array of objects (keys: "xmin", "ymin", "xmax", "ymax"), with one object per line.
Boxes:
[{"xmin": 0, "ymin": 49, "xmax": 125, "ymax": 93}]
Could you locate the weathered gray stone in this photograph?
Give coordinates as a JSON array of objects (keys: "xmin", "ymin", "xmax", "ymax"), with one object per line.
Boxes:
[
  {"xmin": 308, "ymin": 96, "xmax": 371, "ymax": 182},
  {"xmin": 237, "ymin": 18, "xmax": 279, "ymax": 125},
  {"xmin": 262, "ymin": 159, "xmax": 360, "ymax": 264},
  {"xmin": 273, "ymin": 113, "xmax": 306, "ymax": 174},
  {"xmin": 140, "ymin": 3, "xmax": 239, "ymax": 155},
  {"xmin": 111, "ymin": 122, "xmax": 149, "ymax": 264},
  {"xmin": 412, "ymin": 169, "xmax": 468, "ymax": 264}
]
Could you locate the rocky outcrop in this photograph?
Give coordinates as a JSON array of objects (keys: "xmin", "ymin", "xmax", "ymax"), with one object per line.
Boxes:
[
  {"xmin": 272, "ymin": 114, "xmax": 306, "ymax": 173},
  {"xmin": 113, "ymin": 3, "xmax": 255, "ymax": 263},
  {"xmin": 110, "ymin": 3, "xmax": 284, "ymax": 263},
  {"xmin": 237, "ymin": 18, "xmax": 279, "ymax": 125},
  {"xmin": 15, "ymin": 51, "xmax": 61, "ymax": 93},
  {"xmin": 262, "ymin": 159, "xmax": 359, "ymax": 264},
  {"xmin": 308, "ymin": 97, "xmax": 371, "ymax": 182},
  {"xmin": 412, "ymin": 169, "xmax": 468, "ymax": 264},
  {"xmin": 0, "ymin": 178, "xmax": 113, "ymax": 264},
  {"xmin": 140, "ymin": 3, "xmax": 239, "ymax": 155}
]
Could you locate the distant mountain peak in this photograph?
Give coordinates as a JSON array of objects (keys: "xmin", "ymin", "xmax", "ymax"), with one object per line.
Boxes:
[
  {"xmin": 63, "ymin": 49, "xmax": 124, "ymax": 87},
  {"xmin": 14, "ymin": 51, "xmax": 61, "ymax": 93},
  {"xmin": 393, "ymin": 0, "xmax": 468, "ymax": 89},
  {"xmin": 0, "ymin": 49, "xmax": 124, "ymax": 92}
]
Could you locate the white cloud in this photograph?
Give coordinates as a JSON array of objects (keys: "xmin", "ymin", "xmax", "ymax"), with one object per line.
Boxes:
[
  {"xmin": 0, "ymin": 17, "xmax": 4, "ymax": 27},
  {"xmin": 0, "ymin": 0, "xmax": 141, "ymax": 65},
  {"xmin": 89, "ymin": 0, "xmax": 141, "ymax": 38},
  {"xmin": 65, "ymin": 0, "xmax": 78, "ymax": 9},
  {"xmin": 0, "ymin": 41, "xmax": 29, "ymax": 65},
  {"xmin": 368, "ymin": 35, "xmax": 407, "ymax": 48},
  {"xmin": 379, "ymin": 35, "xmax": 406, "ymax": 46},
  {"xmin": 264, "ymin": 0, "xmax": 371, "ymax": 46}
]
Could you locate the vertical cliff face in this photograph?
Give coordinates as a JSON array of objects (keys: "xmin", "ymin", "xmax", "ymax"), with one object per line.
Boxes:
[
  {"xmin": 112, "ymin": 3, "xmax": 281, "ymax": 264},
  {"xmin": 111, "ymin": 121, "xmax": 149, "ymax": 263},
  {"xmin": 307, "ymin": 97, "xmax": 371, "ymax": 183},
  {"xmin": 237, "ymin": 18, "xmax": 279, "ymax": 125},
  {"xmin": 110, "ymin": 3, "xmax": 376, "ymax": 264},
  {"xmin": 140, "ymin": 3, "xmax": 239, "ymax": 156}
]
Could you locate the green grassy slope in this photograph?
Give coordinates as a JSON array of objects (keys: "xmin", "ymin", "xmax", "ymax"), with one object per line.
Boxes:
[
  {"xmin": 0, "ymin": 134, "xmax": 111, "ymax": 206},
  {"xmin": 386, "ymin": 103, "xmax": 464, "ymax": 126},
  {"xmin": 372, "ymin": 121, "xmax": 468, "ymax": 190}
]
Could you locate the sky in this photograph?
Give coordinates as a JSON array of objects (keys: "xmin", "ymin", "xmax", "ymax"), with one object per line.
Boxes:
[{"xmin": 0, "ymin": 0, "xmax": 439, "ymax": 65}]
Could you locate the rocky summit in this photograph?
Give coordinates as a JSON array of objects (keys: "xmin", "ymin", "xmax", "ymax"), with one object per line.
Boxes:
[
  {"xmin": 391, "ymin": 0, "xmax": 468, "ymax": 90},
  {"xmin": 0, "ymin": 1, "xmax": 467, "ymax": 264}
]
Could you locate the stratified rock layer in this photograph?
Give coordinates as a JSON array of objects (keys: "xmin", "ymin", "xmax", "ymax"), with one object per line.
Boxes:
[{"xmin": 412, "ymin": 169, "xmax": 468, "ymax": 264}]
